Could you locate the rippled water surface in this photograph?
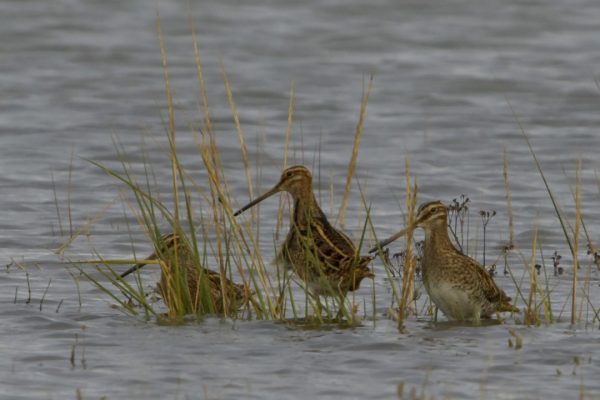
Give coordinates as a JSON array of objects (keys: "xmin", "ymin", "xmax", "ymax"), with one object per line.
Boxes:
[{"xmin": 2, "ymin": 0, "xmax": 600, "ymax": 399}]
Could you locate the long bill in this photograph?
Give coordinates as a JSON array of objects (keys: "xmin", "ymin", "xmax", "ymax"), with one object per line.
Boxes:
[
  {"xmin": 368, "ymin": 225, "xmax": 414, "ymax": 254},
  {"xmin": 120, "ymin": 253, "xmax": 160, "ymax": 278},
  {"xmin": 120, "ymin": 262, "xmax": 149, "ymax": 278},
  {"xmin": 233, "ymin": 184, "xmax": 281, "ymax": 216}
]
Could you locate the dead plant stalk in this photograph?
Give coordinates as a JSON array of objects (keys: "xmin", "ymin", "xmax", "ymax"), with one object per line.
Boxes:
[
  {"xmin": 398, "ymin": 158, "xmax": 417, "ymax": 330},
  {"xmin": 337, "ymin": 75, "xmax": 373, "ymax": 227}
]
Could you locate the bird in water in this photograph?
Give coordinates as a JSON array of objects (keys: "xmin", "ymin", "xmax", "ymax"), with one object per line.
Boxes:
[
  {"xmin": 120, "ymin": 232, "xmax": 250, "ymax": 315},
  {"xmin": 370, "ymin": 200, "xmax": 518, "ymax": 323},
  {"xmin": 234, "ymin": 165, "xmax": 374, "ymax": 309}
]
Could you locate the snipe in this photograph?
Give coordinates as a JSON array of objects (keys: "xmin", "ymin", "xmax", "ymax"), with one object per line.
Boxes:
[
  {"xmin": 370, "ymin": 201, "xmax": 518, "ymax": 322},
  {"xmin": 234, "ymin": 165, "xmax": 374, "ymax": 301},
  {"xmin": 120, "ymin": 233, "xmax": 250, "ymax": 315}
]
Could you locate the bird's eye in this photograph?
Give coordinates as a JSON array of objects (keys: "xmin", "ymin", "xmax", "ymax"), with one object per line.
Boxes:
[{"xmin": 286, "ymin": 171, "xmax": 293, "ymax": 178}]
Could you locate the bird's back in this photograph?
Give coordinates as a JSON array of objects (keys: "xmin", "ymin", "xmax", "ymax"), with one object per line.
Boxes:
[{"xmin": 283, "ymin": 205, "xmax": 373, "ymax": 294}]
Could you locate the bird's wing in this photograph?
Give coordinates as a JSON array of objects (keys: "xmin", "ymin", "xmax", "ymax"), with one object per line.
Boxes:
[{"xmin": 467, "ymin": 257, "xmax": 510, "ymax": 303}]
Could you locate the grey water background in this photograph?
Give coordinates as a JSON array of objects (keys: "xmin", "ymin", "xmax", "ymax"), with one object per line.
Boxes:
[{"xmin": 1, "ymin": 0, "xmax": 600, "ymax": 399}]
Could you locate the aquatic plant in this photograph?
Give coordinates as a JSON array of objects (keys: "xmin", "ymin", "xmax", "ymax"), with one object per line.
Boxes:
[
  {"xmin": 448, "ymin": 194, "xmax": 469, "ymax": 251},
  {"xmin": 57, "ymin": 16, "xmax": 377, "ymax": 326},
  {"xmin": 479, "ymin": 209, "xmax": 496, "ymax": 267}
]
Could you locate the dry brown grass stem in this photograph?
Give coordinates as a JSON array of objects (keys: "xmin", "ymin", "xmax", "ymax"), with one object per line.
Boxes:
[
  {"xmin": 51, "ymin": 172, "xmax": 64, "ymax": 237},
  {"xmin": 398, "ymin": 158, "xmax": 417, "ymax": 331},
  {"xmin": 157, "ymin": 15, "xmax": 175, "ymax": 140},
  {"xmin": 524, "ymin": 226, "xmax": 539, "ymax": 325},
  {"xmin": 189, "ymin": 15, "xmax": 212, "ymax": 134},
  {"xmin": 283, "ymin": 80, "xmax": 296, "ymax": 169},
  {"xmin": 190, "ymin": 21, "xmax": 226, "ymax": 207},
  {"xmin": 220, "ymin": 60, "xmax": 254, "ymax": 202},
  {"xmin": 275, "ymin": 81, "xmax": 296, "ymax": 240},
  {"xmin": 67, "ymin": 149, "xmax": 75, "ymax": 237},
  {"xmin": 190, "ymin": 22, "xmax": 221, "ymax": 190},
  {"xmin": 572, "ymin": 159, "xmax": 581, "ymax": 325},
  {"xmin": 197, "ymin": 142, "xmax": 232, "ymax": 316},
  {"xmin": 156, "ymin": 14, "xmax": 181, "ymax": 279},
  {"xmin": 337, "ymin": 74, "xmax": 373, "ymax": 227},
  {"xmin": 503, "ymin": 148, "xmax": 514, "ymax": 245},
  {"xmin": 561, "ymin": 163, "xmax": 597, "ymax": 269}
]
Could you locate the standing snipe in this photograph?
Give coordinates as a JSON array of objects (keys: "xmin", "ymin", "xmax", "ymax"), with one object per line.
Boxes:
[
  {"xmin": 234, "ymin": 165, "xmax": 374, "ymax": 301},
  {"xmin": 120, "ymin": 232, "xmax": 249, "ymax": 315},
  {"xmin": 370, "ymin": 201, "xmax": 518, "ymax": 322}
]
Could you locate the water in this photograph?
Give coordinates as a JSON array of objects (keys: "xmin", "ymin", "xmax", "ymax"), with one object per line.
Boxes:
[{"xmin": 1, "ymin": 0, "xmax": 600, "ymax": 398}]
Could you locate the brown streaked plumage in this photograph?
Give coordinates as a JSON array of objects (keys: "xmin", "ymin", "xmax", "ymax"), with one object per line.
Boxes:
[
  {"xmin": 371, "ymin": 200, "xmax": 518, "ymax": 322},
  {"xmin": 120, "ymin": 233, "xmax": 249, "ymax": 315},
  {"xmin": 234, "ymin": 165, "xmax": 374, "ymax": 298}
]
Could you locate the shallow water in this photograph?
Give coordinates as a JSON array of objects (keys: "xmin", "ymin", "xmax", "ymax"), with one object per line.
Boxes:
[{"xmin": 1, "ymin": 0, "xmax": 600, "ymax": 399}]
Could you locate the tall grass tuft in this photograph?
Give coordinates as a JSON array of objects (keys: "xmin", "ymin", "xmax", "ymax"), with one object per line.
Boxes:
[
  {"xmin": 506, "ymin": 98, "xmax": 587, "ymax": 325},
  {"xmin": 61, "ymin": 16, "xmax": 384, "ymax": 326},
  {"xmin": 397, "ymin": 158, "xmax": 418, "ymax": 331}
]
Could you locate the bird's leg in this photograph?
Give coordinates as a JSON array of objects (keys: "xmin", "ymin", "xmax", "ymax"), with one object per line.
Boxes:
[
  {"xmin": 335, "ymin": 307, "xmax": 344, "ymax": 322},
  {"xmin": 472, "ymin": 310, "xmax": 482, "ymax": 326},
  {"xmin": 314, "ymin": 294, "xmax": 324, "ymax": 319},
  {"xmin": 334, "ymin": 294, "xmax": 348, "ymax": 322}
]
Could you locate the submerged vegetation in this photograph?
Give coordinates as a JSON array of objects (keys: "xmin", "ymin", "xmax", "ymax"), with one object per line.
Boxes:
[{"xmin": 53, "ymin": 16, "xmax": 600, "ymax": 331}]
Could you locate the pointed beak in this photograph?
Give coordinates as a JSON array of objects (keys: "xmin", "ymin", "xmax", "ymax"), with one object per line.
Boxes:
[
  {"xmin": 368, "ymin": 225, "xmax": 415, "ymax": 254},
  {"xmin": 234, "ymin": 183, "xmax": 282, "ymax": 216}
]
